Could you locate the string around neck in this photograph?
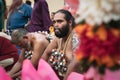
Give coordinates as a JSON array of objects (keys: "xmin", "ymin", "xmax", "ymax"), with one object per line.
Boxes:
[{"xmin": 58, "ymin": 32, "xmax": 73, "ymax": 53}]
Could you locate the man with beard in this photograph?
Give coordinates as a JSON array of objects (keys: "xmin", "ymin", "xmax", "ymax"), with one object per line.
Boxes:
[
  {"xmin": 8, "ymin": 28, "xmax": 50, "ymax": 79},
  {"xmin": 42, "ymin": 9, "xmax": 79, "ymax": 80}
]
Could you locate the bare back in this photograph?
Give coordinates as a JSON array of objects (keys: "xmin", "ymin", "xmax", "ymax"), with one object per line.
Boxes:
[{"xmin": 27, "ymin": 33, "xmax": 50, "ymax": 67}]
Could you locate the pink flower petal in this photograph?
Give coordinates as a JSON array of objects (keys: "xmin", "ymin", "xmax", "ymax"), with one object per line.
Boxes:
[
  {"xmin": 67, "ymin": 72, "xmax": 84, "ymax": 80},
  {"xmin": 0, "ymin": 66, "xmax": 12, "ymax": 80},
  {"xmin": 37, "ymin": 59, "xmax": 59, "ymax": 80},
  {"xmin": 22, "ymin": 59, "xmax": 41, "ymax": 80}
]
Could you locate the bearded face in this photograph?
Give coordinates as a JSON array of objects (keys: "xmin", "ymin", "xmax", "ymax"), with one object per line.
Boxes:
[{"xmin": 54, "ymin": 23, "xmax": 69, "ymax": 38}]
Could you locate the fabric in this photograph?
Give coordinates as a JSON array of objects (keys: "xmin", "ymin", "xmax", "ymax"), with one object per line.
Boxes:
[
  {"xmin": 67, "ymin": 72, "xmax": 84, "ymax": 80},
  {"xmin": 22, "ymin": 59, "xmax": 59, "ymax": 80},
  {"xmin": 0, "ymin": 58, "xmax": 14, "ymax": 67},
  {"xmin": 104, "ymin": 69, "xmax": 120, "ymax": 80},
  {"xmin": 37, "ymin": 59, "xmax": 59, "ymax": 80},
  {"xmin": 7, "ymin": 3, "xmax": 32, "ymax": 29},
  {"xmin": 72, "ymin": 31, "xmax": 80, "ymax": 51},
  {"xmin": 22, "ymin": 59, "xmax": 41, "ymax": 80},
  {"xmin": 0, "ymin": 36, "xmax": 19, "ymax": 71},
  {"xmin": 85, "ymin": 67, "xmax": 120, "ymax": 80},
  {"xmin": 0, "ymin": 66, "xmax": 12, "ymax": 80},
  {"xmin": 28, "ymin": 0, "xmax": 52, "ymax": 32},
  {"xmin": 0, "ymin": 0, "xmax": 5, "ymax": 31},
  {"xmin": 0, "ymin": 32, "xmax": 11, "ymax": 40}
]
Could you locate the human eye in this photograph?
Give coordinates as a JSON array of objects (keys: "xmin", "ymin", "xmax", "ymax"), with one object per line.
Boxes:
[{"xmin": 57, "ymin": 20, "xmax": 63, "ymax": 23}]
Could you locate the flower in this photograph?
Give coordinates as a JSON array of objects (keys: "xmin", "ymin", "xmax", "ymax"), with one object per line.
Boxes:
[
  {"xmin": 76, "ymin": 0, "xmax": 120, "ymax": 26},
  {"xmin": 75, "ymin": 24, "xmax": 120, "ymax": 66},
  {"xmin": 74, "ymin": 0, "xmax": 120, "ymax": 79}
]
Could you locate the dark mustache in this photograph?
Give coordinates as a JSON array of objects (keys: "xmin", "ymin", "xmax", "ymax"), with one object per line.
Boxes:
[{"xmin": 54, "ymin": 27, "xmax": 60, "ymax": 31}]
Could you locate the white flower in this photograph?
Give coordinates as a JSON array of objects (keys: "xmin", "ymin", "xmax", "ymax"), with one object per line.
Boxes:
[{"xmin": 76, "ymin": 0, "xmax": 120, "ymax": 26}]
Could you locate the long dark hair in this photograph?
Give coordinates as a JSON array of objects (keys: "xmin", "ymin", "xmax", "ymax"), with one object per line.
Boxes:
[
  {"xmin": 55, "ymin": 9, "xmax": 76, "ymax": 28},
  {"xmin": 34, "ymin": 0, "xmax": 39, "ymax": 3},
  {"xmin": 2, "ymin": 0, "xmax": 8, "ymax": 19},
  {"xmin": 9, "ymin": 0, "xmax": 22, "ymax": 13}
]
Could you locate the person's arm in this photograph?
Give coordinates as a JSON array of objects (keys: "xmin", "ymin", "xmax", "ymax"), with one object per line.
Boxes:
[
  {"xmin": 2, "ymin": 0, "xmax": 8, "ymax": 19},
  {"xmin": 8, "ymin": 49, "xmax": 25, "ymax": 78},
  {"xmin": 30, "ymin": 38, "xmax": 49, "ymax": 68},
  {"xmin": 41, "ymin": 37, "xmax": 58, "ymax": 61},
  {"xmin": 10, "ymin": 71, "xmax": 21, "ymax": 78},
  {"xmin": 64, "ymin": 56, "xmax": 79, "ymax": 80},
  {"xmin": 8, "ymin": 62, "xmax": 22, "ymax": 78},
  {"xmin": 63, "ymin": 37, "xmax": 78, "ymax": 80},
  {"xmin": 24, "ymin": 21, "xmax": 30, "ymax": 29},
  {"xmin": 24, "ymin": 4, "xmax": 32, "ymax": 29}
]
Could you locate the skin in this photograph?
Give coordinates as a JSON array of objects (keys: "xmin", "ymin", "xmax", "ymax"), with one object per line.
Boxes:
[
  {"xmin": 41, "ymin": 12, "xmax": 74, "ymax": 79},
  {"xmin": 8, "ymin": 32, "xmax": 49, "ymax": 79},
  {"xmin": 64, "ymin": 57, "xmax": 79, "ymax": 80}
]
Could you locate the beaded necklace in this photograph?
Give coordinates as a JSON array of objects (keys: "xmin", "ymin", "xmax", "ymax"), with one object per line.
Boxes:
[
  {"xmin": 48, "ymin": 32, "xmax": 72, "ymax": 77},
  {"xmin": 24, "ymin": 50, "xmax": 33, "ymax": 59}
]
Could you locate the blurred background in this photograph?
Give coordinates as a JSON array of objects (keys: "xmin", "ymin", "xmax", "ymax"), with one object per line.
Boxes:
[{"xmin": 6, "ymin": 0, "xmax": 64, "ymax": 15}]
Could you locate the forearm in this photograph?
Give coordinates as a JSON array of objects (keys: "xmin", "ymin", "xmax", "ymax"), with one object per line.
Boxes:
[
  {"xmin": 24, "ymin": 21, "xmax": 30, "ymax": 29},
  {"xmin": 64, "ymin": 58, "xmax": 79, "ymax": 80},
  {"xmin": 8, "ymin": 49, "xmax": 25, "ymax": 78},
  {"xmin": 8, "ymin": 62, "xmax": 22, "ymax": 78},
  {"xmin": 10, "ymin": 71, "xmax": 21, "ymax": 78}
]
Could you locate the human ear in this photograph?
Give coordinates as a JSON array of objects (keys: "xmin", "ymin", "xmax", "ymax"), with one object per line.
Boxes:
[
  {"xmin": 69, "ymin": 20, "xmax": 72, "ymax": 26},
  {"xmin": 23, "ymin": 35, "xmax": 28, "ymax": 39}
]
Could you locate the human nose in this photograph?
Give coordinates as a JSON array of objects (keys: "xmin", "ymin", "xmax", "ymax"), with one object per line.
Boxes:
[{"xmin": 53, "ymin": 22, "xmax": 59, "ymax": 28}]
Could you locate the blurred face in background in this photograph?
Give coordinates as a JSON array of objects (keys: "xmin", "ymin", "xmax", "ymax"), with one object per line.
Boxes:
[{"xmin": 11, "ymin": 35, "xmax": 31, "ymax": 50}]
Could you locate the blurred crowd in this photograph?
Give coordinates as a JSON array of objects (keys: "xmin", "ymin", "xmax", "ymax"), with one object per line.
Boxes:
[{"xmin": 0, "ymin": 0, "xmax": 120, "ymax": 80}]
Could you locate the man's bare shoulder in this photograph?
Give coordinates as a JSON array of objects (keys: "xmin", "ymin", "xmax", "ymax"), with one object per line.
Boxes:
[
  {"xmin": 31, "ymin": 33, "xmax": 46, "ymax": 40},
  {"xmin": 31, "ymin": 33, "xmax": 49, "ymax": 46}
]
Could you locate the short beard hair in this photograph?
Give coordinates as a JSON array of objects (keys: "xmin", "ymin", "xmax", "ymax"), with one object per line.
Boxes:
[{"xmin": 54, "ymin": 23, "xmax": 69, "ymax": 38}]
